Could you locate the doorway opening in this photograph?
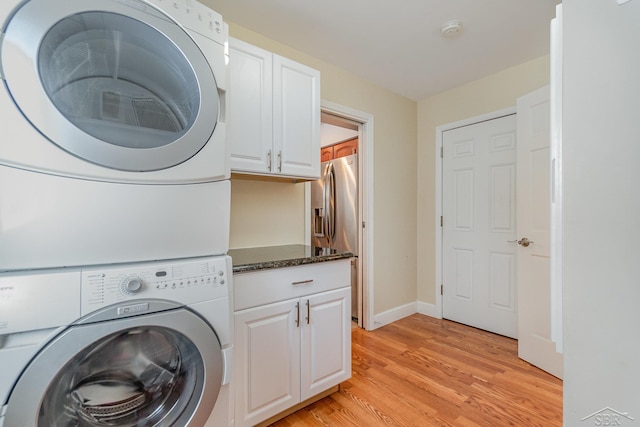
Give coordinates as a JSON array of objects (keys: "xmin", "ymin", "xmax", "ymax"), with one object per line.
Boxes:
[
  {"xmin": 306, "ymin": 101, "xmax": 374, "ymax": 330},
  {"xmin": 436, "ymin": 97, "xmax": 562, "ymax": 379}
]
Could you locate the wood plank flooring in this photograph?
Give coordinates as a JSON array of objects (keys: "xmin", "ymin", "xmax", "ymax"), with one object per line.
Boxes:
[{"xmin": 270, "ymin": 314, "xmax": 562, "ymax": 427}]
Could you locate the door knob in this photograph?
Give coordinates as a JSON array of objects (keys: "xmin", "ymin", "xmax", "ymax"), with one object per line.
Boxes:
[
  {"xmin": 518, "ymin": 237, "xmax": 533, "ymax": 247},
  {"xmin": 508, "ymin": 238, "xmax": 534, "ymax": 247}
]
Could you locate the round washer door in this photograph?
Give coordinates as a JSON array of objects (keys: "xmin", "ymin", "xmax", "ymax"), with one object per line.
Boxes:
[
  {"xmin": 4, "ymin": 308, "xmax": 223, "ymax": 427},
  {"xmin": 1, "ymin": 0, "xmax": 220, "ymax": 171}
]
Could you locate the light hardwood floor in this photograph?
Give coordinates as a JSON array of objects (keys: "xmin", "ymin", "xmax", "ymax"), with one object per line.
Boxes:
[{"xmin": 270, "ymin": 314, "xmax": 562, "ymax": 426}]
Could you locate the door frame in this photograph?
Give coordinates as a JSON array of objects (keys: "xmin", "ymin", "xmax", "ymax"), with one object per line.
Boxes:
[
  {"xmin": 304, "ymin": 100, "xmax": 375, "ymax": 330},
  {"xmin": 435, "ymin": 107, "xmax": 516, "ymax": 318}
]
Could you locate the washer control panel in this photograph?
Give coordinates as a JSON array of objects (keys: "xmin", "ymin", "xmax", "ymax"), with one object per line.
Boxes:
[{"xmin": 80, "ymin": 256, "xmax": 229, "ymax": 315}]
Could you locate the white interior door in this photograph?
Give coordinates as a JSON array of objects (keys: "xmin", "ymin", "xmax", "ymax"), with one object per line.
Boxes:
[
  {"xmin": 516, "ymin": 86, "xmax": 563, "ymax": 379},
  {"xmin": 442, "ymin": 115, "xmax": 518, "ymax": 339}
]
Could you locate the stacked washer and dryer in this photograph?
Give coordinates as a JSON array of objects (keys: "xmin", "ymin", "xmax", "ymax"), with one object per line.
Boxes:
[{"xmin": 0, "ymin": 0, "xmax": 234, "ymax": 426}]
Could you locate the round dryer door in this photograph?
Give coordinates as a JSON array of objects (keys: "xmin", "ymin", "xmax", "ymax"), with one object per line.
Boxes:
[
  {"xmin": 3, "ymin": 307, "xmax": 224, "ymax": 427},
  {"xmin": 1, "ymin": 0, "xmax": 220, "ymax": 171}
]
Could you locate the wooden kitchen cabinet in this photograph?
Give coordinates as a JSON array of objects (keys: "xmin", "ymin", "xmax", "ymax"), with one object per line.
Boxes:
[
  {"xmin": 233, "ymin": 260, "xmax": 352, "ymax": 427},
  {"xmin": 320, "ymin": 137, "xmax": 358, "ymax": 162},
  {"xmin": 227, "ymin": 37, "xmax": 321, "ymax": 180},
  {"xmin": 320, "ymin": 146, "xmax": 333, "ymax": 162},
  {"xmin": 333, "ymin": 137, "xmax": 358, "ymax": 159}
]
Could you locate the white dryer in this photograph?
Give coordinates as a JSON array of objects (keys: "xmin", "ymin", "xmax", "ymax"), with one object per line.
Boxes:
[
  {"xmin": 0, "ymin": 255, "xmax": 233, "ymax": 427},
  {"xmin": 0, "ymin": 0, "xmax": 230, "ymax": 270}
]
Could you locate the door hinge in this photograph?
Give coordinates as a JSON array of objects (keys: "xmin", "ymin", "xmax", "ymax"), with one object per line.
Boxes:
[
  {"xmin": 440, "ymin": 284, "xmax": 443, "ymax": 295},
  {"xmin": 362, "ymin": 221, "xmax": 366, "ymax": 229},
  {"xmin": 440, "ymin": 216, "xmax": 443, "ymax": 227},
  {"xmin": 440, "ymin": 146, "xmax": 443, "ymax": 158}
]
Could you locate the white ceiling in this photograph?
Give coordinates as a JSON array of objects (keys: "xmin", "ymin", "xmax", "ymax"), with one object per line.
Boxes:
[{"xmin": 205, "ymin": 0, "xmax": 560, "ymax": 101}]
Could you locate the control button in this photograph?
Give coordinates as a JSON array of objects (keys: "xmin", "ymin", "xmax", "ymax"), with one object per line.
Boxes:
[
  {"xmin": 121, "ymin": 276, "xmax": 143, "ymax": 295},
  {"xmin": 218, "ymin": 271, "xmax": 225, "ymax": 276}
]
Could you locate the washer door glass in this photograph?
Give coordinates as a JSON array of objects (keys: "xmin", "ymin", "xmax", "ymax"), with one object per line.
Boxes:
[
  {"xmin": 40, "ymin": 327, "xmax": 202, "ymax": 426},
  {"xmin": 4, "ymin": 308, "xmax": 224, "ymax": 427},
  {"xmin": 2, "ymin": 0, "xmax": 220, "ymax": 171}
]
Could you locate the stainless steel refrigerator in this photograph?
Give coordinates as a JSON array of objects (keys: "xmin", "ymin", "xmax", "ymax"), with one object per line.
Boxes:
[{"xmin": 311, "ymin": 154, "xmax": 358, "ymax": 320}]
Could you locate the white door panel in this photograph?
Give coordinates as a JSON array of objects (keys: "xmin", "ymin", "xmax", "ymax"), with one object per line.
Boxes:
[
  {"xmin": 516, "ymin": 86, "xmax": 563, "ymax": 379},
  {"xmin": 443, "ymin": 114, "xmax": 518, "ymax": 339},
  {"xmin": 234, "ymin": 299, "xmax": 300, "ymax": 426},
  {"xmin": 300, "ymin": 287, "xmax": 351, "ymax": 400}
]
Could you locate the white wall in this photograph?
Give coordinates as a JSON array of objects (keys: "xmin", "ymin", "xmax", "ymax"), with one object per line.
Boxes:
[
  {"xmin": 562, "ymin": 0, "xmax": 640, "ymax": 423},
  {"xmin": 229, "ymin": 179, "xmax": 306, "ymax": 248}
]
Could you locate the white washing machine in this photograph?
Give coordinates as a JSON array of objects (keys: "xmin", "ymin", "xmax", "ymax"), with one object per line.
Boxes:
[
  {"xmin": 0, "ymin": 0, "xmax": 231, "ymax": 271},
  {"xmin": 0, "ymin": 255, "xmax": 233, "ymax": 427}
]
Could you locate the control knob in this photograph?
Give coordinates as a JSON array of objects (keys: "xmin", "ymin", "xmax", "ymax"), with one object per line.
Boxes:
[{"xmin": 121, "ymin": 276, "xmax": 144, "ymax": 295}]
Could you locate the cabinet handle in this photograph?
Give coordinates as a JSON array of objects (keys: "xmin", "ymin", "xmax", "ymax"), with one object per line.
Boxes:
[
  {"xmin": 267, "ymin": 150, "xmax": 272, "ymax": 170},
  {"xmin": 277, "ymin": 150, "xmax": 282, "ymax": 172},
  {"xmin": 306, "ymin": 299, "xmax": 310, "ymax": 324},
  {"xmin": 295, "ymin": 302, "xmax": 300, "ymax": 327},
  {"xmin": 291, "ymin": 279, "xmax": 313, "ymax": 286}
]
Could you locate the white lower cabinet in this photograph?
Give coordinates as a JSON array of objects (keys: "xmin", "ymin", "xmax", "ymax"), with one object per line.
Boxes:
[
  {"xmin": 233, "ymin": 260, "xmax": 351, "ymax": 427},
  {"xmin": 235, "ymin": 298, "xmax": 301, "ymax": 425}
]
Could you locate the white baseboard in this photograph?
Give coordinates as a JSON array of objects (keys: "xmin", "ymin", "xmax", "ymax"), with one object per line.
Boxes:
[
  {"xmin": 370, "ymin": 301, "xmax": 442, "ymax": 330},
  {"xmin": 372, "ymin": 302, "xmax": 417, "ymax": 329},
  {"xmin": 417, "ymin": 301, "xmax": 441, "ymax": 319}
]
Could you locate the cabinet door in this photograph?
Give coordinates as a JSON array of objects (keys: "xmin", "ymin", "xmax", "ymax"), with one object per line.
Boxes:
[
  {"xmin": 234, "ymin": 298, "xmax": 301, "ymax": 427},
  {"xmin": 300, "ymin": 287, "xmax": 351, "ymax": 401},
  {"xmin": 321, "ymin": 146, "xmax": 334, "ymax": 162},
  {"xmin": 273, "ymin": 54, "xmax": 321, "ymax": 179},
  {"xmin": 228, "ymin": 38, "xmax": 273, "ymax": 174},
  {"xmin": 333, "ymin": 138, "xmax": 358, "ymax": 159}
]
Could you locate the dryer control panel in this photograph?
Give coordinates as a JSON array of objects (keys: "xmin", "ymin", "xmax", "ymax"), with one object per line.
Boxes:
[
  {"xmin": 144, "ymin": 0, "xmax": 226, "ymax": 45},
  {"xmin": 80, "ymin": 256, "xmax": 230, "ymax": 316}
]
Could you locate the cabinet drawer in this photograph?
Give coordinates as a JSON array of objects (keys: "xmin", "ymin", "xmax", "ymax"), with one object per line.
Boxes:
[{"xmin": 234, "ymin": 259, "xmax": 351, "ymax": 311}]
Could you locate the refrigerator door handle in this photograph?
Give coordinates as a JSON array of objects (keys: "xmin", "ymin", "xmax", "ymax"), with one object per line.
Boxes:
[
  {"xmin": 322, "ymin": 162, "xmax": 331, "ymax": 243},
  {"xmin": 328, "ymin": 162, "xmax": 336, "ymax": 243}
]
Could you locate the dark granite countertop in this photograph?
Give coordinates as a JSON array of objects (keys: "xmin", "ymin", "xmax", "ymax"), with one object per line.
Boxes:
[{"xmin": 228, "ymin": 244, "xmax": 353, "ymax": 273}]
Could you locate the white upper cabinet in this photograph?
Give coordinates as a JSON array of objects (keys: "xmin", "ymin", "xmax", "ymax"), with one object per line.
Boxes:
[{"xmin": 227, "ymin": 38, "xmax": 321, "ymax": 180}]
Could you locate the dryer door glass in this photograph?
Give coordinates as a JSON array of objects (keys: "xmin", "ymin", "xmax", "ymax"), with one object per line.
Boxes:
[
  {"xmin": 2, "ymin": 0, "xmax": 221, "ymax": 171},
  {"xmin": 39, "ymin": 12, "xmax": 200, "ymax": 150},
  {"xmin": 37, "ymin": 325, "xmax": 219, "ymax": 427}
]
